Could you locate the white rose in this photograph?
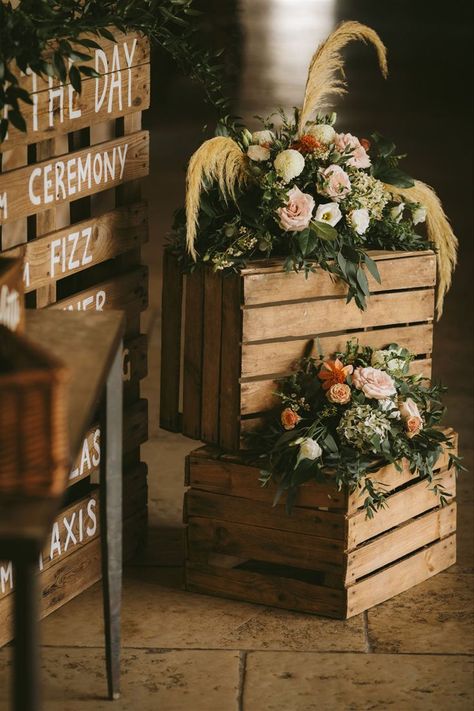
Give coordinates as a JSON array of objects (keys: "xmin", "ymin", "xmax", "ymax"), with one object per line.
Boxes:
[
  {"xmin": 306, "ymin": 124, "xmax": 336, "ymax": 145},
  {"xmin": 247, "ymin": 145, "xmax": 270, "ymax": 162},
  {"xmin": 315, "ymin": 202, "xmax": 342, "ymax": 227},
  {"xmin": 390, "ymin": 203, "xmax": 405, "ymax": 222},
  {"xmin": 387, "ymin": 357, "xmax": 405, "ymax": 372},
  {"xmin": 252, "ymin": 130, "xmax": 275, "ymax": 146},
  {"xmin": 412, "ymin": 206, "xmax": 427, "ymax": 225},
  {"xmin": 299, "ymin": 438, "xmax": 323, "ymax": 461},
  {"xmin": 274, "ymin": 149, "xmax": 305, "ymax": 183},
  {"xmin": 349, "ymin": 208, "xmax": 370, "ymax": 235}
]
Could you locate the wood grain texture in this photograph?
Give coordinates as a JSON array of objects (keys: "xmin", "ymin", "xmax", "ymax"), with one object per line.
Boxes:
[
  {"xmin": 201, "ymin": 268, "xmax": 223, "ymax": 443},
  {"xmin": 159, "ymin": 249, "xmax": 184, "ymax": 432},
  {"xmin": 241, "ymin": 323, "xmax": 434, "ymax": 378},
  {"xmin": 182, "ymin": 268, "xmax": 205, "ymax": 439},
  {"xmin": 219, "ymin": 273, "xmax": 242, "ymax": 450},
  {"xmin": 5, "ymin": 203, "xmax": 147, "ymax": 293},
  {"xmin": 346, "ymin": 534, "xmax": 456, "ymax": 617},
  {"xmin": 0, "ymin": 131, "xmax": 149, "ymax": 224},
  {"xmin": 243, "ymin": 252, "xmax": 436, "ymax": 305},
  {"xmin": 242, "ymin": 288, "xmax": 435, "ymax": 343},
  {"xmin": 2, "ymin": 64, "xmax": 150, "ymax": 150}
]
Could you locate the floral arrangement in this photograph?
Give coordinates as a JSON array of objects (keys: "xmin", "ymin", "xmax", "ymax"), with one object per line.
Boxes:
[
  {"xmin": 253, "ymin": 340, "xmax": 463, "ymax": 517},
  {"xmin": 174, "ymin": 21, "xmax": 457, "ymax": 316}
]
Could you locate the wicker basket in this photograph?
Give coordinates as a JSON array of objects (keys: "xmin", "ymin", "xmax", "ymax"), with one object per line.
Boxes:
[
  {"xmin": 0, "ymin": 325, "xmax": 69, "ymax": 496},
  {"xmin": 0, "ymin": 256, "xmax": 24, "ymax": 333}
]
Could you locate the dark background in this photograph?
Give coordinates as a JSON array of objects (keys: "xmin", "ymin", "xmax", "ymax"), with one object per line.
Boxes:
[{"xmin": 143, "ymin": 0, "xmax": 473, "ymax": 462}]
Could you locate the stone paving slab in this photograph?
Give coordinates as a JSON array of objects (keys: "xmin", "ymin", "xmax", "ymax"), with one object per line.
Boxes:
[
  {"xmin": 243, "ymin": 651, "xmax": 474, "ymax": 711},
  {"xmin": 40, "ymin": 567, "xmax": 367, "ymax": 652},
  {"xmin": 0, "ymin": 648, "xmax": 240, "ymax": 711},
  {"xmin": 366, "ymin": 572, "xmax": 474, "ymax": 654}
]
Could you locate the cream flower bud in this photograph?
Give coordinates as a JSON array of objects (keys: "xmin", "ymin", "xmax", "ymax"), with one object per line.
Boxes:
[
  {"xmin": 390, "ymin": 203, "xmax": 405, "ymax": 222},
  {"xmin": 274, "ymin": 149, "xmax": 305, "ymax": 183},
  {"xmin": 349, "ymin": 208, "xmax": 370, "ymax": 235},
  {"xmin": 315, "ymin": 202, "xmax": 342, "ymax": 227},
  {"xmin": 252, "ymin": 129, "xmax": 275, "ymax": 146},
  {"xmin": 299, "ymin": 438, "xmax": 323, "ymax": 461},
  {"xmin": 412, "ymin": 206, "xmax": 427, "ymax": 225}
]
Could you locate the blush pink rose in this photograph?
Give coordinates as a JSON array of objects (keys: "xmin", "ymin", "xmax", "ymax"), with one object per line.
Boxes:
[
  {"xmin": 335, "ymin": 132, "xmax": 371, "ymax": 169},
  {"xmin": 278, "ymin": 186, "xmax": 315, "ymax": 232},
  {"xmin": 352, "ymin": 366, "xmax": 396, "ymax": 400},
  {"xmin": 399, "ymin": 398, "xmax": 423, "ymax": 438},
  {"xmin": 319, "ymin": 165, "xmax": 351, "ymax": 201}
]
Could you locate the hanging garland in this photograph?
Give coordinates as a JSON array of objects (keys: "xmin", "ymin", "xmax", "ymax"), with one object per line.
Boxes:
[{"xmin": 0, "ymin": 0, "xmax": 230, "ymax": 141}]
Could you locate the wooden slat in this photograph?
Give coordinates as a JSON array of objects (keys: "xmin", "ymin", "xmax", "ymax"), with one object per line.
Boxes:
[
  {"xmin": 219, "ymin": 273, "xmax": 243, "ymax": 450},
  {"xmin": 187, "ymin": 455, "xmax": 347, "ymax": 509},
  {"xmin": 185, "ymin": 489, "xmax": 346, "ymax": 539},
  {"xmin": 2, "ymin": 64, "xmax": 150, "ymax": 150},
  {"xmin": 187, "ymin": 517, "xmax": 345, "ymax": 574},
  {"xmin": 5, "ymin": 203, "xmax": 147, "ymax": 293},
  {"xmin": 182, "ymin": 268, "xmax": 205, "ymax": 439},
  {"xmin": 346, "ymin": 534, "xmax": 456, "ymax": 617},
  {"xmin": 239, "ymin": 358, "xmax": 433, "ymax": 416},
  {"xmin": 241, "ymin": 323, "xmax": 434, "ymax": 378},
  {"xmin": 123, "ymin": 398, "xmax": 148, "ymax": 454},
  {"xmin": 243, "ymin": 252, "xmax": 436, "ymax": 305},
  {"xmin": 10, "ymin": 32, "xmax": 149, "ymax": 93},
  {"xmin": 347, "ymin": 468, "xmax": 456, "ymax": 548},
  {"xmin": 242, "ymin": 288, "xmax": 435, "ymax": 343},
  {"xmin": 345, "ymin": 502, "xmax": 456, "ymax": 583},
  {"xmin": 160, "ymin": 249, "xmax": 184, "ymax": 432},
  {"xmin": 201, "ymin": 269, "xmax": 223, "ymax": 443},
  {"xmin": 0, "ymin": 131, "xmax": 149, "ymax": 224},
  {"xmin": 123, "ymin": 333, "xmax": 148, "ymax": 386},
  {"xmin": 238, "ymin": 250, "xmax": 432, "ymax": 275},
  {"xmin": 185, "ymin": 561, "xmax": 347, "ymax": 619},
  {"xmin": 68, "ymin": 424, "xmax": 100, "ymax": 486},
  {"xmin": 347, "ymin": 440, "xmax": 455, "ymax": 512},
  {"xmin": 49, "ymin": 266, "xmax": 148, "ymax": 336}
]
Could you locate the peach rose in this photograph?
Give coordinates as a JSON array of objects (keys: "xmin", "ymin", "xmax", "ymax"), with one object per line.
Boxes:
[
  {"xmin": 278, "ymin": 186, "xmax": 315, "ymax": 232},
  {"xmin": 335, "ymin": 132, "xmax": 371, "ymax": 169},
  {"xmin": 352, "ymin": 366, "xmax": 397, "ymax": 400},
  {"xmin": 281, "ymin": 408, "xmax": 301, "ymax": 430},
  {"xmin": 327, "ymin": 383, "xmax": 351, "ymax": 405},
  {"xmin": 399, "ymin": 398, "xmax": 423, "ymax": 438},
  {"xmin": 319, "ymin": 165, "xmax": 351, "ymax": 201}
]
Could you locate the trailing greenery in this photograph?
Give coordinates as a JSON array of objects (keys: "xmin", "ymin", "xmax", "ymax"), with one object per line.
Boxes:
[
  {"xmin": 0, "ymin": 0, "xmax": 230, "ymax": 140},
  {"xmin": 251, "ymin": 339, "xmax": 465, "ymax": 518}
]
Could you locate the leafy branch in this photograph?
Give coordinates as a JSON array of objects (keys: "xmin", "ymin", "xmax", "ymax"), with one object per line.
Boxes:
[{"xmin": 0, "ymin": 0, "xmax": 231, "ymax": 141}]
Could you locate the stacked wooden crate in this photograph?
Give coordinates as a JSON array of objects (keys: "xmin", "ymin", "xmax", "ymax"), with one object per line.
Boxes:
[
  {"xmin": 161, "ymin": 249, "xmax": 436, "ymax": 449},
  {"xmin": 184, "ymin": 435, "xmax": 457, "ymax": 618},
  {"xmin": 0, "ymin": 30, "xmax": 150, "ymax": 641}
]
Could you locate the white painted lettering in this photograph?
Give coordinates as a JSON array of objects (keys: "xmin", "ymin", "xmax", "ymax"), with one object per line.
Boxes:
[
  {"xmin": 64, "ymin": 512, "xmax": 77, "ymax": 551},
  {"xmin": 68, "ymin": 231, "xmax": 81, "ymax": 271},
  {"xmin": 93, "ymin": 152, "xmax": 103, "ymax": 184},
  {"xmin": 77, "ymin": 153, "xmax": 92, "ymax": 191},
  {"xmin": 82, "ymin": 227, "xmax": 93, "ymax": 266},
  {"xmin": 86, "ymin": 499, "xmax": 97, "ymax": 537},
  {"xmin": 23, "ymin": 261, "xmax": 30, "ymax": 288},
  {"xmin": 55, "ymin": 161, "xmax": 66, "ymax": 201},
  {"xmin": 96, "ymin": 290, "xmax": 106, "ymax": 311},
  {"xmin": 50, "ymin": 522, "xmax": 61, "ymax": 559},
  {"xmin": 43, "ymin": 164, "xmax": 54, "ymax": 204},
  {"xmin": 0, "ymin": 562, "xmax": 13, "ymax": 594},
  {"xmin": 0, "ymin": 285, "xmax": 21, "ymax": 331},
  {"xmin": 66, "ymin": 158, "xmax": 77, "ymax": 196},
  {"xmin": 68, "ymin": 82, "xmax": 82, "ymax": 120},
  {"xmin": 28, "ymin": 168, "xmax": 42, "ymax": 206},
  {"xmin": 92, "ymin": 429, "xmax": 101, "ymax": 467},
  {"xmin": 117, "ymin": 143, "xmax": 128, "ymax": 179}
]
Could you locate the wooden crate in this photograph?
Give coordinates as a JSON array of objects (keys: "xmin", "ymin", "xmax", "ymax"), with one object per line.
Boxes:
[
  {"xmin": 0, "ymin": 30, "xmax": 150, "ymax": 540},
  {"xmin": 184, "ymin": 433, "xmax": 457, "ymax": 619},
  {"xmin": 160, "ymin": 249, "xmax": 436, "ymax": 450},
  {"xmin": 0, "ymin": 256, "xmax": 24, "ymax": 332}
]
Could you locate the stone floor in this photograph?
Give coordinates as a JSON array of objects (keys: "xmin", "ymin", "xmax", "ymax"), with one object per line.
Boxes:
[{"xmin": 1, "ymin": 1, "xmax": 473, "ymax": 708}]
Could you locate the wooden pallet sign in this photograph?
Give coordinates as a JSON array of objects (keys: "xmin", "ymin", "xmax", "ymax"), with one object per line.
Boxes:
[
  {"xmin": 0, "ymin": 256, "xmax": 24, "ymax": 332},
  {"xmin": 161, "ymin": 249, "xmax": 437, "ymax": 450},
  {"xmin": 184, "ymin": 432, "xmax": 458, "ymax": 619},
  {"xmin": 1, "ymin": 32, "xmax": 150, "ymax": 150},
  {"xmin": 0, "ymin": 132, "xmax": 149, "ymax": 225}
]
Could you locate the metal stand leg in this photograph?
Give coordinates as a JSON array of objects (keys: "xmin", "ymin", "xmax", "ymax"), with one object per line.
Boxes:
[
  {"xmin": 13, "ymin": 558, "xmax": 40, "ymax": 711},
  {"xmin": 100, "ymin": 343, "xmax": 123, "ymax": 700}
]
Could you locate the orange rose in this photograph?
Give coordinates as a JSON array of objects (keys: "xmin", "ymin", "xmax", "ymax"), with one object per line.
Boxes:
[
  {"xmin": 406, "ymin": 415, "xmax": 423, "ymax": 438},
  {"xmin": 399, "ymin": 398, "xmax": 423, "ymax": 438},
  {"xmin": 281, "ymin": 408, "xmax": 301, "ymax": 430},
  {"xmin": 327, "ymin": 383, "xmax": 351, "ymax": 405}
]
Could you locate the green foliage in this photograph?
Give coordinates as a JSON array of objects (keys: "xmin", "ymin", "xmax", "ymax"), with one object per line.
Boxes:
[
  {"xmin": 250, "ymin": 340, "xmax": 465, "ymax": 518},
  {"xmin": 0, "ymin": 0, "xmax": 230, "ymax": 140}
]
